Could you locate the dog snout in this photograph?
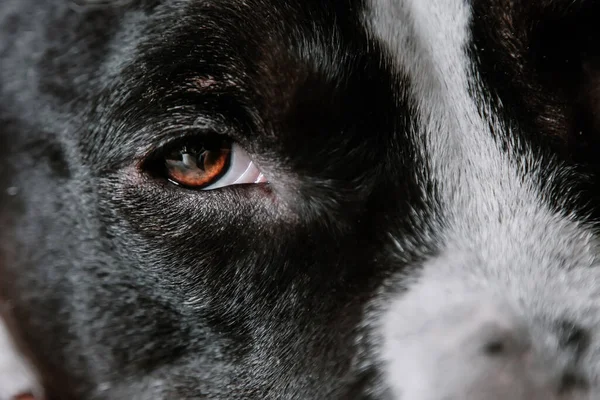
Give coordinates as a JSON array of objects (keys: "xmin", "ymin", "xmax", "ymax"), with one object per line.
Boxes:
[{"xmin": 382, "ymin": 297, "xmax": 589, "ymax": 400}]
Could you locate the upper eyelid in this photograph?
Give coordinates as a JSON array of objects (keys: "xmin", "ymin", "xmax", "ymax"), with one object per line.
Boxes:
[
  {"xmin": 97, "ymin": 76, "xmax": 260, "ymax": 165},
  {"xmin": 89, "ymin": 115, "xmax": 254, "ymax": 176},
  {"xmin": 134, "ymin": 121, "xmax": 235, "ymax": 164},
  {"xmin": 94, "ymin": 87, "xmax": 260, "ymax": 173}
]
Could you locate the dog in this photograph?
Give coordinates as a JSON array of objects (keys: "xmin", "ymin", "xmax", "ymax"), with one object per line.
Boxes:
[{"xmin": 2, "ymin": 0, "xmax": 600, "ymax": 398}]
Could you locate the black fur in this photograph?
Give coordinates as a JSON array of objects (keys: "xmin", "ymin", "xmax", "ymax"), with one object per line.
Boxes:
[
  {"xmin": 2, "ymin": 0, "xmax": 600, "ymax": 398},
  {"xmin": 0, "ymin": 0, "xmax": 424, "ymax": 398}
]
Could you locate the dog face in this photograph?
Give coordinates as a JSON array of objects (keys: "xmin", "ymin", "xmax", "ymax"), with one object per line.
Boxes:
[{"xmin": 2, "ymin": 0, "xmax": 600, "ymax": 398}]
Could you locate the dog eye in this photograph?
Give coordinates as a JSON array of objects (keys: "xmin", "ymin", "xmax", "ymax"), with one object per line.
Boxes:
[{"xmin": 157, "ymin": 137, "xmax": 266, "ymax": 190}]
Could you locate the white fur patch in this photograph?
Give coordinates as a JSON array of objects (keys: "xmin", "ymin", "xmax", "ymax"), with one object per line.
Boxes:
[
  {"xmin": 0, "ymin": 318, "xmax": 41, "ymax": 400},
  {"xmin": 364, "ymin": 0, "xmax": 600, "ymax": 397}
]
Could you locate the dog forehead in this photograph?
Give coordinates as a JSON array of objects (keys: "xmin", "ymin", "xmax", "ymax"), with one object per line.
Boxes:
[
  {"xmin": 363, "ymin": 0, "xmax": 497, "ymax": 211},
  {"xmin": 363, "ymin": 0, "xmax": 469, "ymax": 83},
  {"xmin": 364, "ymin": 0, "xmax": 511, "ymax": 207}
]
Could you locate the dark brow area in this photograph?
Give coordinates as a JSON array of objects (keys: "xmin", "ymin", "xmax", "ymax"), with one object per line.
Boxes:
[{"xmin": 80, "ymin": 0, "xmax": 379, "ymax": 174}]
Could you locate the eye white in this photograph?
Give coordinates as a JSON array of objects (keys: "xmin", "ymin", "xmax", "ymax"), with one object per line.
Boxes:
[{"xmin": 202, "ymin": 143, "xmax": 266, "ymax": 190}]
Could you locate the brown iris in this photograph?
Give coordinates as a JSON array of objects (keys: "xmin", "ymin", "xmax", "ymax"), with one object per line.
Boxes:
[{"xmin": 164, "ymin": 139, "xmax": 231, "ymax": 188}]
